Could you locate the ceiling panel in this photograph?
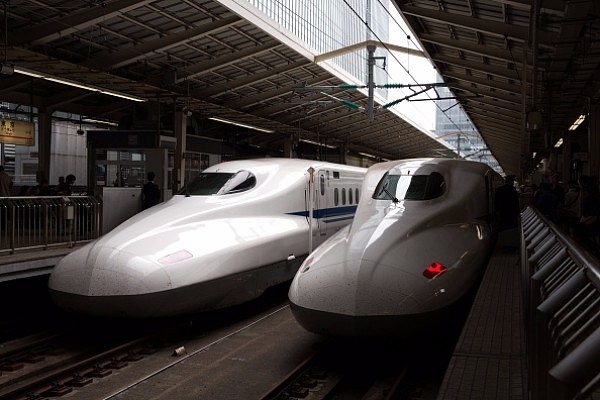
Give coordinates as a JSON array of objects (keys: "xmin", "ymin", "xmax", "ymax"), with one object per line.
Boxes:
[
  {"xmin": 1, "ymin": 0, "xmax": 457, "ymax": 166},
  {"xmin": 394, "ymin": 0, "xmax": 600, "ymax": 174}
]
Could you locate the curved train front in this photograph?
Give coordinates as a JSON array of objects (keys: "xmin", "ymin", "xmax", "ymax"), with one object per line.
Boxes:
[
  {"xmin": 48, "ymin": 159, "xmax": 365, "ymax": 318},
  {"xmin": 288, "ymin": 158, "xmax": 502, "ymax": 337}
]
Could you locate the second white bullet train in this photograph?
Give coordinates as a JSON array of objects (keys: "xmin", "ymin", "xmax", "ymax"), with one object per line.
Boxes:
[
  {"xmin": 48, "ymin": 158, "xmax": 366, "ymax": 318},
  {"xmin": 288, "ymin": 158, "xmax": 504, "ymax": 337}
]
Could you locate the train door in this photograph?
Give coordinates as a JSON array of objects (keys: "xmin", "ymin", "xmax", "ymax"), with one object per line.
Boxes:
[{"xmin": 316, "ymin": 170, "xmax": 329, "ymax": 238}]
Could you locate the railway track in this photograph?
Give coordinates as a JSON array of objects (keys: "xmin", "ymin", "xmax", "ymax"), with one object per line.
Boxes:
[
  {"xmin": 259, "ymin": 335, "xmax": 447, "ymax": 400},
  {"xmin": 0, "ymin": 282, "xmax": 323, "ymax": 400},
  {"xmin": 0, "ymin": 279, "xmax": 462, "ymax": 399}
]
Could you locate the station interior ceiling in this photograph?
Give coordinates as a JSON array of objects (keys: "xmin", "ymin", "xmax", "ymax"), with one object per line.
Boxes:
[{"xmin": 1, "ymin": 0, "xmax": 599, "ymax": 177}]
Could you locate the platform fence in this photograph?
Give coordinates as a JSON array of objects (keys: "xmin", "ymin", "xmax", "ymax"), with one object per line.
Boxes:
[
  {"xmin": 0, "ymin": 196, "xmax": 102, "ymax": 254},
  {"xmin": 521, "ymin": 206, "xmax": 600, "ymax": 400}
]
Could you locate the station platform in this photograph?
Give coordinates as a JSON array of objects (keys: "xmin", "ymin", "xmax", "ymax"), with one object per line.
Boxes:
[
  {"xmin": 0, "ymin": 245, "xmax": 80, "ymax": 282},
  {"xmin": 437, "ymin": 235, "xmax": 527, "ymax": 399}
]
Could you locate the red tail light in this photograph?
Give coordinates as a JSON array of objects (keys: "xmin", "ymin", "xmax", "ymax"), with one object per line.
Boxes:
[{"xmin": 423, "ymin": 261, "xmax": 447, "ymax": 279}]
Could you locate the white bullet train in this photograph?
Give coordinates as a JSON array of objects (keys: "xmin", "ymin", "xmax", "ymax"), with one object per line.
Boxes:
[
  {"xmin": 288, "ymin": 158, "xmax": 504, "ymax": 337},
  {"xmin": 48, "ymin": 158, "xmax": 366, "ymax": 318}
]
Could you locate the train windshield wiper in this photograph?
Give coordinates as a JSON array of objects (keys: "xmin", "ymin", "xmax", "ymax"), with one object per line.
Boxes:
[{"xmin": 382, "ymin": 183, "xmax": 399, "ymax": 203}]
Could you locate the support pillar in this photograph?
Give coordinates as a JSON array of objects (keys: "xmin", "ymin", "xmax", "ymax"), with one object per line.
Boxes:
[
  {"xmin": 173, "ymin": 111, "xmax": 187, "ymax": 191},
  {"xmin": 36, "ymin": 110, "xmax": 52, "ymax": 183},
  {"xmin": 284, "ymin": 134, "xmax": 293, "ymax": 158},
  {"xmin": 588, "ymin": 99, "xmax": 600, "ymax": 179}
]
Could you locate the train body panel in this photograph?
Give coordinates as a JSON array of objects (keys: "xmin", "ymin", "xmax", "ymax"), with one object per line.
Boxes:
[
  {"xmin": 48, "ymin": 158, "xmax": 366, "ymax": 318},
  {"xmin": 288, "ymin": 158, "xmax": 503, "ymax": 337}
]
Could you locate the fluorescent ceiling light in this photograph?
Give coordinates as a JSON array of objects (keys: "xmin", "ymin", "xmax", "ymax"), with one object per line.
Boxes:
[
  {"xmin": 568, "ymin": 114, "xmax": 586, "ymax": 131},
  {"xmin": 358, "ymin": 151, "xmax": 378, "ymax": 159},
  {"xmin": 554, "ymin": 138, "xmax": 563, "ymax": 148},
  {"xmin": 300, "ymin": 138, "xmax": 337, "ymax": 149},
  {"xmin": 208, "ymin": 117, "xmax": 274, "ymax": 133},
  {"xmin": 81, "ymin": 117, "xmax": 119, "ymax": 126},
  {"xmin": 13, "ymin": 66, "xmax": 146, "ymax": 102}
]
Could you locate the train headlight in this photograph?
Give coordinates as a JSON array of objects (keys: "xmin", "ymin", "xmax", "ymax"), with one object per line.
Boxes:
[
  {"xmin": 301, "ymin": 257, "xmax": 313, "ymax": 273},
  {"xmin": 422, "ymin": 261, "xmax": 447, "ymax": 279},
  {"xmin": 158, "ymin": 249, "xmax": 193, "ymax": 265}
]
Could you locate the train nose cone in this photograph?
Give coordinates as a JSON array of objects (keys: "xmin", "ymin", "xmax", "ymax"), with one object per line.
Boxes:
[
  {"xmin": 289, "ymin": 257, "xmax": 432, "ymax": 337},
  {"xmin": 48, "ymin": 243, "xmax": 173, "ymax": 317},
  {"xmin": 289, "ymin": 258, "xmax": 420, "ymax": 317},
  {"xmin": 49, "ymin": 244, "xmax": 170, "ymax": 296}
]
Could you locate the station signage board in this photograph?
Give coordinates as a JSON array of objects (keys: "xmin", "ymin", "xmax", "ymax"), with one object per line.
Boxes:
[{"xmin": 0, "ymin": 118, "xmax": 35, "ymax": 145}]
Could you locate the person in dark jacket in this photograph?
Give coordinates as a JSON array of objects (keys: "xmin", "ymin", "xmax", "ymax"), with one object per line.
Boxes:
[
  {"xmin": 495, "ymin": 175, "xmax": 520, "ymax": 231},
  {"xmin": 534, "ymin": 182, "xmax": 559, "ymax": 222},
  {"xmin": 142, "ymin": 171, "xmax": 161, "ymax": 210}
]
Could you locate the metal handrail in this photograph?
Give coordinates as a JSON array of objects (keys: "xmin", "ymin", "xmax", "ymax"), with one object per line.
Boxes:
[
  {"xmin": 0, "ymin": 196, "xmax": 102, "ymax": 254},
  {"xmin": 521, "ymin": 206, "xmax": 600, "ymax": 400}
]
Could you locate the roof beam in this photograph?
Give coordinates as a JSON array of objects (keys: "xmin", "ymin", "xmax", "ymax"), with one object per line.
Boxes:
[
  {"xmin": 490, "ymin": 0, "xmax": 564, "ymax": 16},
  {"xmin": 90, "ymin": 16, "xmax": 242, "ymax": 70},
  {"xmin": 225, "ymin": 75, "xmax": 331, "ymax": 110},
  {"xmin": 418, "ymin": 33, "xmax": 530, "ymax": 66},
  {"xmin": 433, "ymin": 54, "xmax": 524, "ymax": 82},
  {"xmin": 314, "ymin": 40, "xmax": 424, "ymax": 63},
  {"xmin": 398, "ymin": 4, "xmax": 557, "ymax": 47},
  {"xmin": 178, "ymin": 41, "xmax": 281, "ymax": 82},
  {"xmin": 199, "ymin": 59, "xmax": 310, "ymax": 98},
  {"xmin": 13, "ymin": 0, "xmax": 153, "ymax": 46}
]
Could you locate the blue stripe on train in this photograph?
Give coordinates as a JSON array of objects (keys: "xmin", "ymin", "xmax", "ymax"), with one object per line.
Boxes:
[{"xmin": 287, "ymin": 205, "xmax": 358, "ymax": 219}]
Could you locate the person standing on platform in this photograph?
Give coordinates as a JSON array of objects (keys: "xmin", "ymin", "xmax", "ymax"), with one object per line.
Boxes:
[
  {"xmin": 534, "ymin": 182, "xmax": 560, "ymax": 222},
  {"xmin": 574, "ymin": 175, "xmax": 600, "ymax": 243},
  {"xmin": 0, "ymin": 166, "xmax": 13, "ymax": 197},
  {"xmin": 559, "ymin": 180, "xmax": 580, "ymax": 235},
  {"xmin": 32, "ymin": 178, "xmax": 51, "ymax": 196},
  {"xmin": 142, "ymin": 171, "xmax": 161, "ymax": 210},
  {"xmin": 57, "ymin": 174, "xmax": 76, "ymax": 195},
  {"xmin": 495, "ymin": 175, "xmax": 520, "ymax": 231}
]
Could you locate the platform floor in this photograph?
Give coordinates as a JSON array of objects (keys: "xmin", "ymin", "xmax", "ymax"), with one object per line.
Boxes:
[{"xmin": 436, "ymin": 241, "xmax": 527, "ymax": 400}]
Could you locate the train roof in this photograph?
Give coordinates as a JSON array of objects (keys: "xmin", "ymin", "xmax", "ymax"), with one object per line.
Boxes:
[
  {"xmin": 204, "ymin": 158, "xmax": 367, "ymax": 174},
  {"xmin": 368, "ymin": 158, "xmax": 498, "ymax": 176}
]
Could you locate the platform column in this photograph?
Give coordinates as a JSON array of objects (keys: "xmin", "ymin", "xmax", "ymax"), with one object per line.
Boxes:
[
  {"xmin": 284, "ymin": 134, "xmax": 293, "ymax": 158},
  {"xmin": 36, "ymin": 110, "xmax": 52, "ymax": 183},
  {"xmin": 173, "ymin": 110, "xmax": 187, "ymax": 192},
  {"xmin": 588, "ymin": 99, "xmax": 600, "ymax": 179}
]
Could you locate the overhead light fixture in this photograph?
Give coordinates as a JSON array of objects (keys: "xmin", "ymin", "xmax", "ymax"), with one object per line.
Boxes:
[
  {"xmin": 208, "ymin": 117, "xmax": 274, "ymax": 133},
  {"xmin": 554, "ymin": 138, "xmax": 563, "ymax": 148},
  {"xmin": 358, "ymin": 151, "xmax": 378, "ymax": 159},
  {"xmin": 81, "ymin": 117, "xmax": 119, "ymax": 127},
  {"xmin": 300, "ymin": 138, "xmax": 337, "ymax": 149},
  {"xmin": 13, "ymin": 66, "xmax": 147, "ymax": 102},
  {"xmin": 568, "ymin": 114, "xmax": 586, "ymax": 131}
]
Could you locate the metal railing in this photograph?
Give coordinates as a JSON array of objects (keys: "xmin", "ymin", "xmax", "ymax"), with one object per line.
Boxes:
[
  {"xmin": 521, "ymin": 206, "xmax": 600, "ymax": 400},
  {"xmin": 0, "ymin": 196, "xmax": 102, "ymax": 254}
]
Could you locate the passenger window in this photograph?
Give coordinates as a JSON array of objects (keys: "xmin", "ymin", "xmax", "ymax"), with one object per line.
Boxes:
[
  {"xmin": 349, "ymin": 188, "xmax": 353, "ymax": 204},
  {"xmin": 342, "ymin": 188, "xmax": 346, "ymax": 205},
  {"xmin": 334, "ymin": 188, "xmax": 339, "ymax": 206},
  {"xmin": 355, "ymin": 188, "xmax": 359, "ymax": 202},
  {"xmin": 320, "ymin": 175, "xmax": 325, "ymax": 196}
]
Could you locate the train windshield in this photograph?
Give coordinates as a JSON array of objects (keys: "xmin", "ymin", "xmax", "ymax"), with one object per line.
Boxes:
[
  {"xmin": 373, "ymin": 172, "xmax": 445, "ymax": 201},
  {"xmin": 179, "ymin": 171, "xmax": 256, "ymax": 195}
]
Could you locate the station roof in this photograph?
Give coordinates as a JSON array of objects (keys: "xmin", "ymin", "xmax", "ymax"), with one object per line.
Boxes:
[
  {"xmin": 395, "ymin": 0, "xmax": 600, "ymax": 175},
  {"xmin": 1, "ymin": 1, "xmax": 598, "ymax": 176}
]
